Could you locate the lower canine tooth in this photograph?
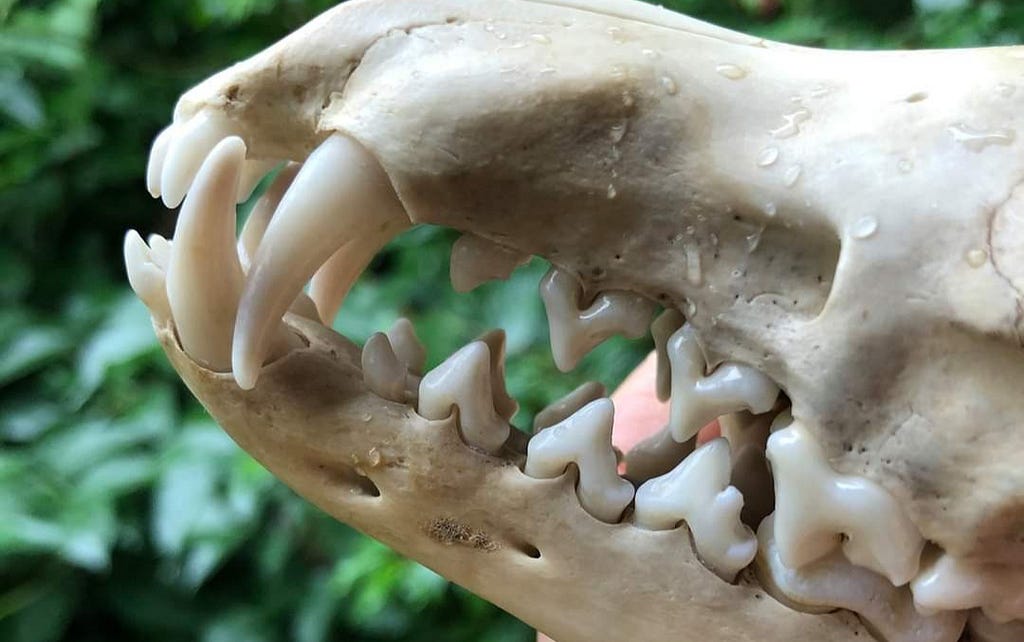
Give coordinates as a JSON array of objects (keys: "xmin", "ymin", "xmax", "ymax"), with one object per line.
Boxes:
[
  {"xmin": 124, "ymin": 231, "xmax": 171, "ymax": 323},
  {"xmin": 160, "ymin": 110, "xmax": 237, "ymax": 208},
  {"xmin": 910, "ymin": 550, "xmax": 1024, "ymax": 623},
  {"xmin": 967, "ymin": 610, "xmax": 1024, "ymax": 642},
  {"xmin": 449, "ymin": 233, "xmax": 531, "ymax": 293},
  {"xmin": 525, "ymin": 398, "xmax": 634, "ymax": 523},
  {"xmin": 540, "ymin": 267, "xmax": 655, "ymax": 372},
  {"xmin": 766, "ymin": 419, "xmax": 925, "ymax": 586},
  {"xmin": 533, "ymin": 381, "xmax": 606, "ymax": 432},
  {"xmin": 633, "ymin": 437, "xmax": 756, "ymax": 581},
  {"xmin": 651, "ymin": 308, "xmax": 685, "ymax": 401}
]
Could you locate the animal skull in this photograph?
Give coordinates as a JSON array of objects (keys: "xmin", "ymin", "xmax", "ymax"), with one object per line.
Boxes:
[{"xmin": 124, "ymin": 0, "xmax": 1024, "ymax": 640}]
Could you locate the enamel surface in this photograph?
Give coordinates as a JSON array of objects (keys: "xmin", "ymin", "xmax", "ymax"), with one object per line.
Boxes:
[
  {"xmin": 533, "ymin": 381, "xmax": 606, "ymax": 431},
  {"xmin": 910, "ymin": 550, "xmax": 1024, "ymax": 622},
  {"xmin": 450, "ymin": 233, "xmax": 531, "ymax": 293}
]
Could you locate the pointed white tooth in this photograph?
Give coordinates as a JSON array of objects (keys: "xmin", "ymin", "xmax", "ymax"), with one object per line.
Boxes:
[
  {"xmin": 968, "ymin": 610, "xmax": 1024, "ymax": 642},
  {"xmin": 766, "ymin": 419, "xmax": 925, "ymax": 586},
  {"xmin": 449, "ymin": 233, "xmax": 531, "ymax": 293},
  {"xmin": 146, "ymin": 124, "xmax": 176, "ymax": 198},
  {"xmin": 235, "ymin": 158, "xmax": 281, "ymax": 203},
  {"xmin": 237, "ymin": 163, "xmax": 301, "ymax": 271},
  {"xmin": 756, "ymin": 515, "xmax": 968, "ymax": 642},
  {"xmin": 160, "ymin": 110, "xmax": 237, "ymax": 208},
  {"xmin": 540, "ymin": 266, "xmax": 656, "ymax": 372},
  {"xmin": 911, "ymin": 550, "xmax": 1024, "ymax": 623},
  {"xmin": 387, "ymin": 317, "xmax": 426, "ymax": 375},
  {"xmin": 622, "ymin": 424, "xmax": 694, "ymax": 485},
  {"xmin": 633, "ymin": 437, "xmax": 756, "ymax": 580},
  {"xmin": 477, "ymin": 329, "xmax": 518, "ymax": 421},
  {"xmin": 124, "ymin": 230, "xmax": 171, "ymax": 323},
  {"xmin": 362, "ymin": 332, "xmax": 412, "ymax": 403},
  {"xmin": 418, "ymin": 341, "xmax": 510, "ymax": 453},
  {"xmin": 233, "ymin": 134, "xmax": 409, "ymax": 390},
  {"xmin": 525, "ymin": 398, "xmax": 634, "ymax": 523},
  {"xmin": 533, "ymin": 381, "xmax": 606, "ymax": 432},
  {"xmin": 146, "ymin": 233, "xmax": 172, "ymax": 270},
  {"xmin": 651, "ymin": 308, "xmax": 685, "ymax": 402},
  {"xmin": 667, "ymin": 323, "xmax": 779, "ymax": 442}
]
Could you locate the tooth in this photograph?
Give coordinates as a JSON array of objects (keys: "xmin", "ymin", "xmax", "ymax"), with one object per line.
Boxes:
[
  {"xmin": 525, "ymin": 398, "xmax": 634, "ymax": 523},
  {"xmin": 755, "ymin": 514, "xmax": 968, "ymax": 642},
  {"xmin": 533, "ymin": 381, "xmax": 606, "ymax": 432},
  {"xmin": 720, "ymin": 411, "xmax": 774, "ymax": 527},
  {"xmin": 449, "ymin": 233, "xmax": 531, "ymax": 292},
  {"xmin": 387, "ymin": 317, "xmax": 426, "ymax": 375},
  {"xmin": 233, "ymin": 134, "xmax": 409, "ymax": 390},
  {"xmin": 540, "ymin": 266, "xmax": 656, "ymax": 372},
  {"xmin": 161, "ymin": 110, "xmax": 237, "ymax": 208},
  {"xmin": 235, "ymin": 158, "xmax": 280, "ymax": 203},
  {"xmin": 146, "ymin": 124, "xmax": 176, "ymax": 197},
  {"xmin": 418, "ymin": 341, "xmax": 510, "ymax": 454},
  {"xmin": 623, "ymin": 424, "xmax": 695, "ymax": 484},
  {"xmin": 476, "ymin": 329, "xmax": 518, "ymax": 421},
  {"xmin": 124, "ymin": 230, "xmax": 171, "ymax": 323},
  {"xmin": 667, "ymin": 323, "xmax": 779, "ymax": 442},
  {"xmin": 968, "ymin": 610, "xmax": 1024, "ymax": 642},
  {"xmin": 633, "ymin": 437, "xmax": 756, "ymax": 580},
  {"xmin": 910, "ymin": 549, "xmax": 1024, "ymax": 623},
  {"xmin": 651, "ymin": 308, "xmax": 685, "ymax": 401},
  {"xmin": 362, "ymin": 332, "xmax": 416, "ymax": 403},
  {"xmin": 146, "ymin": 233, "xmax": 172, "ymax": 270},
  {"xmin": 766, "ymin": 420, "xmax": 925, "ymax": 586},
  {"xmin": 237, "ymin": 163, "xmax": 301, "ymax": 270}
]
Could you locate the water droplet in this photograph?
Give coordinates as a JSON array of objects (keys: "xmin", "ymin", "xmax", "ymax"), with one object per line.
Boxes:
[
  {"xmin": 771, "ymin": 109, "xmax": 812, "ymax": 140},
  {"xmin": 685, "ymin": 299, "xmax": 698, "ymax": 317},
  {"xmin": 948, "ymin": 122, "xmax": 1016, "ymax": 152},
  {"xmin": 710, "ymin": 232, "xmax": 720, "ymax": 247},
  {"xmin": 368, "ymin": 448, "xmax": 381, "ymax": 466},
  {"xmin": 996, "ymin": 83, "xmax": 1016, "ymax": 97},
  {"xmin": 783, "ymin": 165, "xmax": 802, "ymax": 187},
  {"xmin": 531, "ymin": 33, "xmax": 551, "ymax": 44},
  {"xmin": 611, "ymin": 64, "xmax": 627, "ymax": 77},
  {"xmin": 810, "ymin": 84, "xmax": 832, "ymax": 98},
  {"xmin": 661, "ymin": 75, "xmax": 678, "ymax": 96},
  {"xmin": 716, "ymin": 63, "xmax": 748, "ymax": 80},
  {"xmin": 965, "ymin": 249, "xmax": 988, "ymax": 268},
  {"xmin": 362, "ymin": 413, "xmax": 373, "ymax": 423},
  {"xmin": 757, "ymin": 146, "xmax": 780, "ymax": 167},
  {"xmin": 606, "ymin": 184, "xmax": 618, "ymax": 199},
  {"xmin": 763, "ymin": 202, "xmax": 778, "ymax": 217},
  {"xmin": 686, "ymin": 245, "xmax": 703, "ymax": 286},
  {"xmin": 746, "ymin": 226, "xmax": 765, "ymax": 252},
  {"xmin": 540, "ymin": 66, "xmax": 556, "ymax": 75},
  {"xmin": 898, "ymin": 158, "xmax": 914, "ymax": 174},
  {"xmin": 607, "ymin": 26, "xmax": 625, "ymax": 43},
  {"xmin": 642, "ymin": 48, "xmax": 660, "ymax": 60},
  {"xmin": 608, "ymin": 122, "xmax": 628, "ymax": 143},
  {"xmin": 851, "ymin": 216, "xmax": 878, "ymax": 240}
]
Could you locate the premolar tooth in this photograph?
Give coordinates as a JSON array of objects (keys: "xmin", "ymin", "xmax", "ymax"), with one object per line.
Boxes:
[
  {"xmin": 534, "ymin": 381, "xmax": 606, "ymax": 432},
  {"xmin": 362, "ymin": 332, "xmax": 418, "ymax": 403},
  {"xmin": 766, "ymin": 420, "xmax": 925, "ymax": 586},
  {"xmin": 124, "ymin": 231, "xmax": 171, "ymax": 323},
  {"xmin": 233, "ymin": 134, "xmax": 409, "ymax": 390},
  {"xmin": 477, "ymin": 329, "xmax": 518, "ymax": 421},
  {"xmin": 146, "ymin": 124, "xmax": 176, "ymax": 198},
  {"xmin": 525, "ymin": 398, "xmax": 634, "ymax": 523},
  {"xmin": 449, "ymin": 233, "xmax": 531, "ymax": 292},
  {"xmin": 910, "ymin": 550, "xmax": 1024, "ymax": 623},
  {"xmin": 667, "ymin": 323, "xmax": 779, "ymax": 442},
  {"xmin": 235, "ymin": 158, "xmax": 280, "ymax": 203},
  {"xmin": 967, "ymin": 610, "xmax": 1024, "ymax": 642},
  {"xmin": 387, "ymin": 317, "xmax": 426, "ymax": 375},
  {"xmin": 237, "ymin": 163, "xmax": 301, "ymax": 270},
  {"xmin": 160, "ymin": 111, "xmax": 237, "ymax": 208},
  {"xmin": 651, "ymin": 308, "xmax": 685, "ymax": 401},
  {"xmin": 540, "ymin": 267, "xmax": 655, "ymax": 372},
  {"xmin": 418, "ymin": 341, "xmax": 510, "ymax": 454},
  {"xmin": 633, "ymin": 437, "xmax": 756, "ymax": 580},
  {"xmin": 623, "ymin": 425, "xmax": 694, "ymax": 484},
  {"xmin": 720, "ymin": 411, "xmax": 775, "ymax": 527}
]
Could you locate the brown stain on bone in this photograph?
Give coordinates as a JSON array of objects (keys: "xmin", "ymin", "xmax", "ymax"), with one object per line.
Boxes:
[{"xmin": 426, "ymin": 517, "xmax": 499, "ymax": 552}]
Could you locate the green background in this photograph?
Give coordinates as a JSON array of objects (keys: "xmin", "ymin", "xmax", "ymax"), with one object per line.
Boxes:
[{"xmin": 0, "ymin": 0, "xmax": 1019, "ymax": 640}]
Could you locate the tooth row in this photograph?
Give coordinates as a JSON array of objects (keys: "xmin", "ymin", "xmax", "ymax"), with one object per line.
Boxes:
[
  {"xmin": 665, "ymin": 323, "xmax": 780, "ymax": 443},
  {"xmin": 449, "ymin": 233, "xmax": 531, "ymax": 293},
  {"xmin": 756, "ymin": 514, "xmax": 968, "ymax": 642},
  {"xmin": 968, "ymin": 610, "xmax": 1024, "ymax": 642},
  {"xmin": 633, "ymin": 438, "xmax": 757, "ymax": 581},
  {"xmin": 622, "ymin": 424, "xmax": 694, "ymax": 484},
  {"xmin": 910, "ymin": 550, "xmax": 1024, "ymax": 623},
  {"xmin": 766, "ymin": 417, "xmax": 925, "ymax": 586},
  {"xmin": 361, "ymin": 318, "xmax": 426, "ymax": 404},
  {"xmin": 540, "ymin": 267, "xmax": 656, "ymax": 372},
  {"xmin": 525, "ymin": 398, "xmax": 634, "ymax": 523},
  {"xmin": 533, "ymin": 381, "xmax": 606, "ymax": 432}
]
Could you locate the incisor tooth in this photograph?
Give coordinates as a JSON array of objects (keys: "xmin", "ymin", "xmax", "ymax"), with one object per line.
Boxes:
[
  {"xmin": 449, "ymin": 233, "xmax": 531, "ymax": 293},
  {"xmin": 525, "ymin": 398, "xmax": 634, "ymax": 523},
  {"xmin": 124, "ymin": 230, "xmax": 171, "ymax": 323},
  {"xmin": 540, "ymin": 267, "xmax": 655, "ymax": 372},
  {"xmin": 146, "ymin": 233, "xmax": 172, "ymax": 270},
  {"xmin": 623, "ymin": 425, "xmax": 694, "ymax": 484},
  {"xmin": 911, "ymin": 550, "xmax": 1024, "ymax": 623},
  {"xmin": 651, "ymin": 308, "xmax": 685, "ymax": 402},
  {"xmin": 146, "ymin": 124, "xmax": 176, "ymax": 198},
  {"xmin": 233, "ymin": 134, "xmax": 409, "ymax": 389},
  {"xmin": 534, "ymin": 381, "xmax": 606, "ymax": 432},
  {"xmin": 633, "ymin": 438, "xmax": 756, "ymax": 580},
  {"xmin": 667, "ymin": 323, "xmax": 779, "ymax": 442},
  {"xmin": 362, "ymin": 332, "xmax": 417, "ymax": 403},
  {"xmin": 161, "ymin": 111, "xmax": 237, "ymax": 208},
  {"xmin": 418, "ymin": 342, "xmax": 511, "ymax": 454},
  {"xmin": 967, "ymin": 610, "xmax": 1024, "ymax": 642},
  {"xmin": 766, "ymin": 421, "xmax": 925, "ymax": 586},
  {"xmin": 386, "ymin": 317, "xmax": 426, "ymax": 375}
]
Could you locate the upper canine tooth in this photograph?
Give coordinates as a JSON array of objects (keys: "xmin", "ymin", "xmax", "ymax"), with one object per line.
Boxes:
[
  {"xmin": 766, "ymin": 420, "xmax": 925, "ymax": 586},
  {"xmin": 525, "ymin": 398, "xmax": 634, "ymax": 523},
  {"xmin": 476, "ymin": 329, "xmax": 518, "ymax": 421},
  {"xmin": 146, "ymin": 124, "xmax": 176, "ymax": 198},
  {"xmin": 533, "ymin": 381, "xmax": 606, "ymax": 432},
  {"xmin": 417, "ymin": 341, "xmax": 511, "ymax": 454},
  {"xmin": 633, "ymin": 437, "xmax": 756, "ymax": 581},
  {"xmin": 160, "ymin": 110, "xmax": 237, "ymax": 208},
  {"xmin": 387, "ymin": 317, "xmax": 426, "ymax": 375},
  {"xmin": 967, "ymin": 610, "xmax": 1024, "ymax": 642},
  {"xmin": 651, "ymin": 308, "xmax": 685, "ymax": 402},
  {"xmin": 362, "ymin": 332, "xmax": 418, "ymax": 403},
  {"xmin": 235, "ymin": 158, "xmax": 281, "ymax": 203},
  {"xmin": 667, "ymin": 323, "xmax": 780, "ymax": 442},
  {"xmin": 124, "ymin": 230, "xmax": 171, "ymax": 323},
  {"xmin": 910, "ymin": 550, "xmax": 1024, "ymax": 623},
  {"xmin": 232, "ymin": 134, "xmax": 410, "ymax": 390},
  {"xmin": 540, "ymin": 266, "xmax": 656, "ymax": 372},
  {"xmin": 449, "ymin": 233, "xmax": 531, "ymax": 293}
]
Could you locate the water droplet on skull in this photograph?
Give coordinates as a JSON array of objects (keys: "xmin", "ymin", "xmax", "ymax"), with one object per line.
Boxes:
[
  {"xmin": 661, "ymin": 75, "xmax": 679, "ymax": 96},
  {"xmin": 531, "ymin": 33, "xmax": 551, "ymax": 44},
  {"xmin": 362, "ymin": 413, "xmax": 373, "ymax": 423},
  {"xmin": 606, "ymin": 184, "xmax": 618, "ymax": 199},
  {"xmin": 608, "ymin": 122, "xmax": 628, "ymax": 143},
  {"xmin": 763, "ymin": 202, "xmax": 778, "ymax": 217},
  {"xmin": 685, "ymin": 299, "xmax": 698, "ymax": 317},
  {"xmin": 716, "ymin": 63, "xmax": 748, "ymax": 80},
  {"xmin": 746, "ymin": 226, "xmax": 765, "ymax": 252},
  {"xmin": 540, "ymin": 66, "xmax": 556, "ymax": 75},
  {"xmin": 851, "ymin": 216, "xmax": 878, "ymax": 240},
  {"xmin": 810, "ymin": 84, "xmax": 832, "ymax": 98},
  {"xmin": 771, "ymin": 109, "xmax": 811, "ymax": 139},
  {"xmin": 607, "ymin": 26, "xmax": 625, "ymax": 43},
  {"xmin": 898, "ymin": 158, "xmax": 914, "ymax": 173},
  {"xmin": 642, "ymin": 48, "xmax": 660, "ymax": 59},
  {"xmin": 965, "ymin": 248, "xmax": 988, "ymax": 268},
  {"xmin": 686, "ymin": 245, "xmax": 703, "ymax": 286},
  {"xmin": 948, "ymin": 122, "xmax": 1015, "ymax": 152},
  {"xmin": 783, "ymin": 165, "xmax": 802, "ymax": 187},
  {"xmin": 757, "ymin": 146, "xmax": 780, "ymax": 167}
]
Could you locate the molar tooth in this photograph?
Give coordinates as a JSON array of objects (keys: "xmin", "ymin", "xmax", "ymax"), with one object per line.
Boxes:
[
  {"xmin": 233, "ymin": 134, "xmax": 410, "ymax": 389},
  {"xmin": 386, "ymin": 317, "xmax": 426, "ymax": 375},
  {"xmin": 633, "ymin": 437, "xmax": 756, "ymax": 581},
  {"xmin": 766, "ymin": 420, "xmax": 925, "ymax": 586},
  {"xmin": 667, "ymin": 323, "xmax": 779, "ymax": 442},
  {"xmin": 124, "ymin": 230, "xmax": 171, "ymax": 323},
  {"xmin": 146, "ymin": 124, "xmax": 176, "ymax": 198},
  {"xmin": 910, "ymin": 550, "xmax": 1024, "ymax": 623},
  {"xmin": 362, "ymin": 332, "xmax": 418, "ymax": 403},
  {"xmin": 418, "ymin": 341, "xmax": 510, "ymax": 454},
  {"xmin": 651, "ymin": 308, "xmax": 685, "ymax": 401},
  {"xmin": 534, "ymin": 381, "xmax": 606, "ymax": 432},
  {"xmin": 476, "ymin": 329, "xmax": 518, "ymax": 421},
  {"xmin": 525, "ymin": 398, "xmax": 634, "ymax": 523},
  {"xmin": 540, "ymin": 266, "xmax": 656, "ymax": 372},
  {"xmin": 449, "ymin": 233, "xmax": 531, "ymax": 292},
  {"xmin": 623, "ymin": 425, "xmax": 695, "ymax": 484},
  {"xmin": 161, "ymin": 111, "xmax": 237, "ymax": 208},
  {"xmin": 235, "ymin": 158, "xmax": 281, "ymax": 203}
]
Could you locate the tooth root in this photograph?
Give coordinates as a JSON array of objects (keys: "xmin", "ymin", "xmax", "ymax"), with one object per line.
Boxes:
[
  {"xmin": 766, "ymin": 419, "xmax": 925, "ymax": 586},
  {"xmin": 540, "ymin": 267, "xmax": 656, "ymax": 372},
  {"xmin": 386, "ymin": 317, "xmax": 426, "ymax": 375},
  {"xmin": 418, "ymin": 342, "xmax": 510, "ymax": 454},
  {"xmin": 362, "ymin": 333, "xmax": 413, "ymax": 403},
  {"xmin": 633, "ymin": 438, "xmax": 756, "ymax": 580},
  {"xmin": 235, "ymin": 159, "xmax": 281, "ymax": 203},
  {"xmin": 667, "ymin": 323, "xmax": 780, "ymax": 442},
  {"xmin": 755, "ymin": 515, "xmax": 968, "ymax": 642},
  {"xmin": 124, "ymin": 231, "xmax": 171, "ymax": 323},
  {"xmin": 525, "ymin": 398, "xmax": 634, "ymax": 523},
  {"xmin": 623, "ymin": 425, "xmax": 695, "ymax": 485},
  {"xmin": 449, "ymin": 233, "xmax": 531, "ymax": 293},
  {"xmin": 533, "ymin": 381, "xmax": 607, "ymax": 433},
  {"xmin": 161, "ymin": 111, "xmax": 237, "ymax": 208},
  {"xmin": 910, "ymin": 550, "xmax": 1024, "ymax": 623},
  {"xmin": 651, "ymin": 308, "xmax": 685, "ymax": 402},
  {"xmin": 968, "ymin": 610, "xmax": 1024, "ymax": 642},
  {"xmin": 233, "ymin": 134, "xmax": 409, "ymax": 390},
  {"xmin": 146, "ymin": 125, "xmax": 176, "ymax": 198},
  {"xmin": 476, "ymin": 329, "xmax": 518, "ymax": 421},
  {"xmin": 237, "ymin": 163, "xmax": 301, "ymax": 271}
]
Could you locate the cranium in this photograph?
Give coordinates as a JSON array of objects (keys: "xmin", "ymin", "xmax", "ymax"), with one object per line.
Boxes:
[{"xmin": 124, "ymin": 0, "xmax": 1024, "ymax": 640}]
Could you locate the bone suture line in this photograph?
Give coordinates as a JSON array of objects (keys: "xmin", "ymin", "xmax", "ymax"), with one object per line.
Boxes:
[
  {"xmin": 534, "ymin": 381, "xmax": 607, "ymax": 432},
  {"xmin": 450, "ymin": 233, "xmax": 532, "ymax": 293}
]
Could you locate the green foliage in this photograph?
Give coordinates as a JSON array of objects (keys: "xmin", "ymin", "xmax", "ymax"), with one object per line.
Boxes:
[{"xmin": 0, "ymin": 1, "xmax": 1020, "ymax": 640}]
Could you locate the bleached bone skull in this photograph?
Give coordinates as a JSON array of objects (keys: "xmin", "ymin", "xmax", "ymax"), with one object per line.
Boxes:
[{"xmin": 123, "ymin": 0, "xmax": 1024, "ymax": 640}]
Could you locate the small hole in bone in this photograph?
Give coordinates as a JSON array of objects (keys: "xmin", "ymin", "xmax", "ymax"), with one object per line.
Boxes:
[
  {"xmin": 905, "ymin": 91, "xmax": 928, "ymax": 103},
  {"xmin": 317, "ymin": 462, "xmax": 381, "ymax": 498},
  {"xmin": 518, "ymin": 543, "xmax": 542, "ymax": 559}
]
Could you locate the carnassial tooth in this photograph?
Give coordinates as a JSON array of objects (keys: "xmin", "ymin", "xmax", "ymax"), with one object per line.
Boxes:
[
  {"xmin": 237, "ymin": 163, "xmax": 301, "ymax": 270},
  {"xmin": 449, "ymin": 233, "xmax": 531, "ymax": 293},
  {"xmin": 477, "ymin": 329, "xmax": 518, "ymax": 421},
  {"xmin": 525, "ymin": 398, "xmax": 634, "ymax": 523},
  {"xmin": 967, "ymin": 610, "xmax": 1024, "ymax": 642},
  {"xmin": 623, "ymin": 425, "xmax": 694, "ymax": 484},
  {"xmin": 911, "ymin": 549, "xmax": 1024, "ymax": 623},
  {"xmin": 633, "ymin": 438, "xmax": 756, "ymax": 580},
  {"xmin": 418, "ymin": 341, "xmax": 510, "ymax": 454},
  {"xmin": 651, "ymin": 308, "xmax": 685, "ymax": 401},
  {"xmin": 146, "ymin": 124, "xmax": 176, "ymax": 198},
  {"xmin": 235, "ymin": 158, "xmax": 280, "ymax": 203},
  {"xmin": 161, "ymin": 110, "xmax": 237, "ymax": 208},
  {"xmin": 667, "ymin": 323, "xmax": 779, "ymax": 442},
  {"xmin": 540, "ymin": 266, "xmax": 655, "ymax": 372},
  {"xmin": 362, "ymin": 332, "xmax": 418, "ymax": 403},
  {"xmin": 124, "ymin": 231, "xmax": 171, "ymax": 323},
  {"xmin": 766, "ymin": 420, "xmax": 925, "ymax": 586},
  {"xmin": 534, "ymin": 381, "xmax": 606, "ymax": 432},
  {"xmin": 386, "ymin": 317, "xmax": 426, "ymax": 375},
  {"xmin": 233, "ymin": 134, "xmax": 409, "ymax": 389},
  {"xmin": 755, "ymin": 515, "xmax": 967, "ymax": 642}
]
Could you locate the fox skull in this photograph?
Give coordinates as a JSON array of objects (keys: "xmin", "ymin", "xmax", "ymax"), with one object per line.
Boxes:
[{"xmin": 126, "ymin": 0, "xmax": 1024, "ymax": 640}]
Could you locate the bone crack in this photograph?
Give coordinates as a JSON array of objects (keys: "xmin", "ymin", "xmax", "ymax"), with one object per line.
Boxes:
[
  {"xmin": 533, "ymin": 381, "xmax": 607, "ymax": 433},
  {"xmin": 540, "ymin": 267, "xmax": 656, "ymax": 372},
  {"xmin": 766, "ymin": 421, "xmax": 925, "ymax": 586},
  {"xmin": 910, "ymin": 549, "xmax": 1024, "ymax": 623},
  {"xmin": 450, "ymin": 233, "xmax": 531, "ymax": 293},
  {"xmin": 667, "ymin": 323, "xmax": 780, "ymax": 442},
  {"xmin": 417, "ymin": 341, "xmax": 512, "ymax": 454},
  {"xmin": 633, "ymin": 437, "xmax": 756, "ymax": 581},
  {"xmin": 651, "ymin": 308, "xmax": 685, "ymax": 402},
  {"xmin": 525, "ymin": 398, "xmax": 634, "ymax": 523}
]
